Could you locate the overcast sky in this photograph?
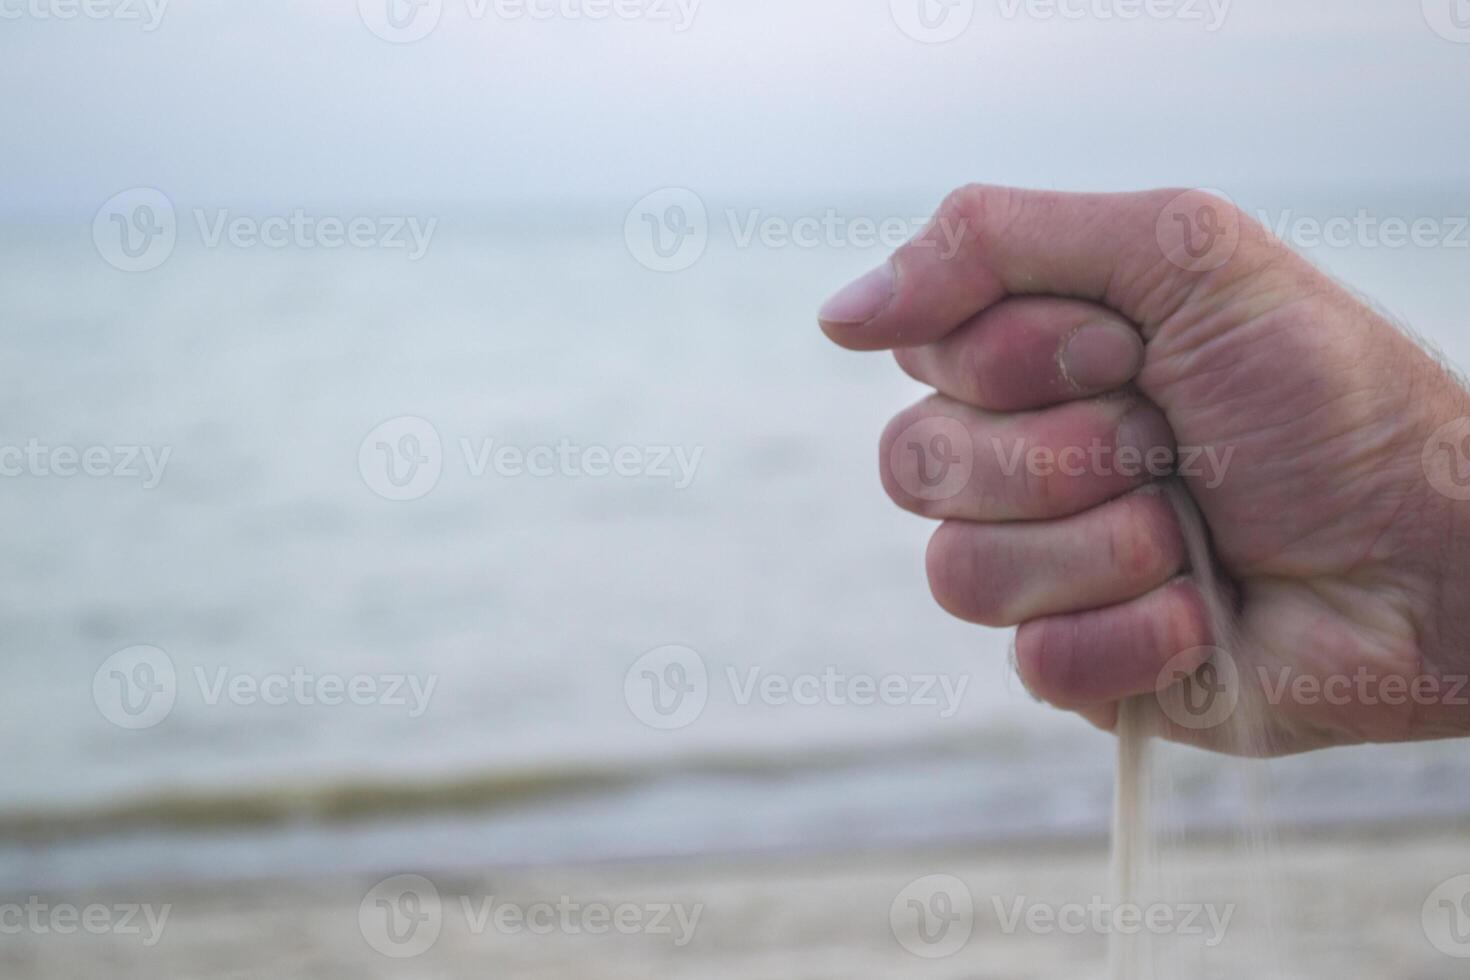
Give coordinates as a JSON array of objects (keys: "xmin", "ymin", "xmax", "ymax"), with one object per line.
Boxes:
[{"xmin": 2, "ymin": 0, "xmax": 1467, "ymax": 213}]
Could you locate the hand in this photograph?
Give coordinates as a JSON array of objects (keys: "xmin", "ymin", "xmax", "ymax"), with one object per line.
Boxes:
[{"xmin": 818, "ymin": 185, "xmax": 1470, "ymax": 756}]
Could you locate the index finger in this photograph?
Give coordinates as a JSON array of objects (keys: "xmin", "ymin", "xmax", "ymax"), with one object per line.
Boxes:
[{"xmin": 816, "ymin": 184, "xmax": 1249, "ymax": 351}]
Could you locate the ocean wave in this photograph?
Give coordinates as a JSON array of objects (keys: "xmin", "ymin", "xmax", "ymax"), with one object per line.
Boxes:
[{"xmin": 0, "ymin": 725, "xmax": 1037, "ymax": 844}]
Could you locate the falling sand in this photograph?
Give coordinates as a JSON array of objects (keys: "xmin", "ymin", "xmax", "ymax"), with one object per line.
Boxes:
[{"xmin": 1109, "ymin": 479, "xmax": 1283, "ymax": 979}]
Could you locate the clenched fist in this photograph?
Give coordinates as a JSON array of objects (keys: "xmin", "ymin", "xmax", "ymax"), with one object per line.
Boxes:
[{"xmin": 819, "ymin": 184, "xmax": 1470, "ymax": 756}]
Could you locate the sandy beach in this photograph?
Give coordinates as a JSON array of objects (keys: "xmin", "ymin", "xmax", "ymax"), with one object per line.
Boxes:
[{"xmin": 7, "ymin": 823, "xmax": 1469, "ymax": 979}]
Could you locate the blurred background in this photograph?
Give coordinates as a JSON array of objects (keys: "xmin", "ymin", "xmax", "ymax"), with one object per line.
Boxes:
[{"xmin": 3, "ymin": 0, "xmax": 1470, "ymax": 976}]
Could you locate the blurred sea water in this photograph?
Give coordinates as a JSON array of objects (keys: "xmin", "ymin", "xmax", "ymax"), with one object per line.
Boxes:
[{"xmin": 3, "ymin": 188, "xmax": 1470, "ymax": 889}]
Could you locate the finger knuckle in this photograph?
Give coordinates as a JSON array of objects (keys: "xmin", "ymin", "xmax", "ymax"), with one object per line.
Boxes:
[
  {"xmin": 1157, "ymin": 581, "xmax": 1212, "ymax": 654},
  {"xmin": 891, "ymin": 346, "xmax": 925, "ymax": 383},
  {"xmin": 1112, "ymin": 494, "xmax": 1179, "ymax": 583},
  {"xmin": 1014, "ymin": 618, "xmax": 1085, "ymax": 708},
  {"xmin": 1008, "ymin": 447, "xmax": 1059, "ymax": 519},
  {"xmin": 960, "ymin": 333, "xmax": 995, "ymax": 400},
  {"xmin": 937, "ymin": 183, "xmax": 1013, "ymax": 235},
  {"xmin": 926, "ymin": 524, "xmax": 1015, "ymax": 627},
  {"xmin": 878, "ymin": 399, "xmax": 946, "ymax": 511}
]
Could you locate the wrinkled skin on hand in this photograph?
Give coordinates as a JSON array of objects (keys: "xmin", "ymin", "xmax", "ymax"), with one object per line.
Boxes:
[{"xmin": 819, "ymin": 185, "xmax": 1470, "ymax": 755}]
